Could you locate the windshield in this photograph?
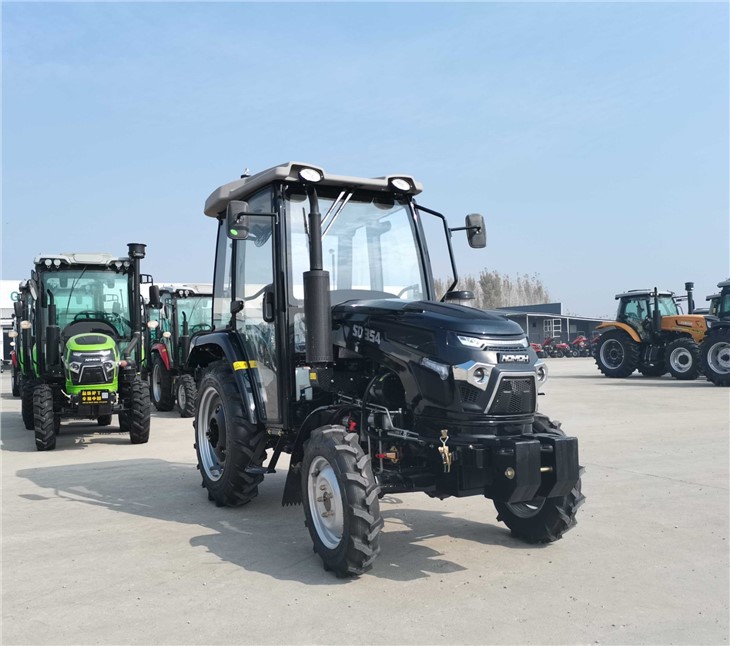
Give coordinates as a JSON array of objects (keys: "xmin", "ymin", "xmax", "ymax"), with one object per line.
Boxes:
[
  {"xmin": 42, "ymin": 268, "xmax": 132, "ymax": 337},
  {"xmin": 655, "ymin": 296, "xmax": 679, "ymax": 316},
  {"xmin": 718, "ymin": 294, "xmax": 730, "ymax": 317},
  {"xmin": 175, "ymin": 295, "xmax": 213, "ymax": 335},
  {"xmin": 286, "ymin": 189, "xmax": 426, "ymax": 303}
]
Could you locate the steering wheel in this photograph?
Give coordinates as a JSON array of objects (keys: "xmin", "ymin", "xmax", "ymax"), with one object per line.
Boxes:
[
  {"xmin": 190, "ymin": 323, "xmax": 213, "ymax": 334},
  {"xmin": 397, "ymin": 283, "xmax": 421, "ymax": 298},
  {"xmin": 73, "ymin": 310, "xmax": 130, "ymax": 329}
]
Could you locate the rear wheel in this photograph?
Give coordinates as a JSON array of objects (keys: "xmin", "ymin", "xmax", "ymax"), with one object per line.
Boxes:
[
  {"xmin": 176, "ymin": 374, "xmax": 197, "ymax": 418},
  {"xmin": 302, "ymin": 426, "xmax": 382, "ymax": 577},
  {"xmin": 150, "ymin": 355, "xmax": 174, "ymax": 411},
  {"xmin": 97, "ymin": 414, "xmax": 113, "ymax": 426},
  {"xmin": 494, "ymin": 415, "xmax": 584, "ymax": 542},
  {"xmin": 11, "ymin": 371, "xmax": 20, "ymax": 397},
  {"xmin": 33, "ymin": 385, "xmax": 56, "ymax": 451},
  {"xmin": 120, "ymin": 380, "xmax": 151, "ymax": 444},
  {"xmin": 595, "ymin": 330, "xmax": 639, "ymax": 377},
  {"xmin": 195, "ymin": 362, "xmax": 266, "ymax": 507},
  {"xmin": 666, "ymin": 338, "xmax": 700, "ymax": 380},
  {"xmin": 21, "ymin": 378, "xmax": 38, "ymax": 430},
  {"xmin": 700, "ymin": 327, "xmax": 730, "ymax": 386}
]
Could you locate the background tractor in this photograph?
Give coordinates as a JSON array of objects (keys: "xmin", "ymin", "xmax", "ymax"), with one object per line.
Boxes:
[
  {"xmin": 146, "ymin": 284, "xmax": 213, "ymax": 416},
  {"xmin": 21, "ymin": 244, "xmax": 152, "ymax": 450},
  {"xmin": 186, "ymin": 162, "xmax": 583, "ymax": 577},
  {"xmin": 699, "ymin": 279, "xmax": 730, "ymax": 386},
  {"xmin": 594, "ymin": 283, "xmax": 707, "ymax": 380},
  {"xmin": 8, "ymin": 281, "xmax": 32, "ymax": 398}
]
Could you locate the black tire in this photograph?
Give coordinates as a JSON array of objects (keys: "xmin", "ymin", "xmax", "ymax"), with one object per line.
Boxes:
[
  {"xmin": 194, "ymin": 362, "xmax": 267, "ymax": 507},
  {"xmin": 11, "ymin": 371, "xmax": 20, "ymax": 397},
  {"xmin": 120, "ymin": 380, "xmax": 151, "ymax": 444},
  {"xmin": 302, "ymin": 425, "xmax": 383, "ymax": 577},
  {"xmin": 700, "ymin": 327, "xmax": 730, "ymax": 386},
  {"xmin": 150, "ymin": 354, "xmax": 174, "ymax": 411},
  {"xmin": 494, "ymin": 414, "xmax": 584, "ymax": 543},
  {"xmin": 21, "ymin": 378, "xmax": 38, "ymax": 430},
  {"xmin": 176, "ymin": 374, "xmax": 197, "ymax": 418},
  {"xmin": 595, "ymin": 330, "xmax": 640, "ymax": 377},
  {"xmin": 97, "ymin": 414, "xmax": 113, "ymax": 426},
  {"xmin": 33, "ymin": 384, "xmax": 56, "ymax": 451},
  {"xmin": 637, "ymin": 361, "xmax": 667, "ymax": 377},
  {"xmin": 555, "ymin": 350, "xmax": 564, "ymax": 358},
  {"xmin": 666, "ymin": 338, "xmax": 700, "ymax": 381}
]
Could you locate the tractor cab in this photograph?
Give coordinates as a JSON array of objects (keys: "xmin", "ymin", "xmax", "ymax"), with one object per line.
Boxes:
[
  {"xmin": 23, "ymin": 244, "xmax": 152, "ymax": 450},
  {"xmin": 615, "ymin": 289, "xmax": 679, "ymax": 339},
  {"xmin": 8, "ymin": 281, "xmax": 33, "ymax": 399}
]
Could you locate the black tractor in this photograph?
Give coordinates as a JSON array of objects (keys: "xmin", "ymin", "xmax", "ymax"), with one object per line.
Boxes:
[
  {"xmin": 146, "ymin": 284, "xmax": 213, "ymax": 417},
  {"xmin": 699, "ymin": 279, "xmax": 730, "ymax": 386},
  {"xmin": 188, "ymin": 163, "xmax": 583, "ymax": 577}
]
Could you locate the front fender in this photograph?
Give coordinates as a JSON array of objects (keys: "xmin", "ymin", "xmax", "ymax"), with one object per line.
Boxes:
[
  {"xmin": 188, "ymin": 331, "xmax": 264, "ymax": 425},
  {"xmin": 151, "ymin": 343, "xmax": 171, "ymax": 371},
  {"xmin": 595, "ymin": 321, "xmax": 642, "ymax": 343}
]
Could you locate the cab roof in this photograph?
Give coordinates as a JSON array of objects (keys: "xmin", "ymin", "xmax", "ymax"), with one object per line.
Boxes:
[
  {"xmin": 717, "ymin": 279, "xmax": 730, "ymax": 289},
  {"xmin": 34, "ymin": 252, "xmax": 126, "ymax": 267},
  {"xmin": 615, "ymin": 289, "xmax": 674, "ymax": 300},
  {"xmin": 204, "ymin": 161, "xmax": 423, "ymax": 217}
]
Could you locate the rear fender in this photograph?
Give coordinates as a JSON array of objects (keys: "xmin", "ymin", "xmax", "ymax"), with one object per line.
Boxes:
[
  {"xmin": 595, "ymin": 321, "xmax": 641, "ymax": 344},
  {"xmin": 187, "ymin": 332, "xmax": 262, "ymax": 425},
  {"xmin": 152, "ymin": 343, "xmax": 171, "ymax": 371}
]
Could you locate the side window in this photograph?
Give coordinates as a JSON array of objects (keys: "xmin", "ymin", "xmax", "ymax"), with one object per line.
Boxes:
[
  {"xmin": 622, "ymin": 299, "xmax": 647, "ymax": 320},
  {"xmin": 213, "ymin": 222, "xmax": 233, "ymax": 330}
]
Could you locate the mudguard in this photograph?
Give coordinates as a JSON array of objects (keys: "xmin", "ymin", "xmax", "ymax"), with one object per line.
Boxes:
[
  {"xmin": 187, "ymin": 331, "xmax": 263, "ymax": 425},
  {"xmin": 595, "ymin": 321, "xmax": 642, "ymax": 343},
  {"xmin": 151, "ymin": 343, "xmax": 171, "ymax": 371}
]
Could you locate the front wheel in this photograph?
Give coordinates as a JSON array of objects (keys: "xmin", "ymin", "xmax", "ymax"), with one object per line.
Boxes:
[
  {"xmin": 194, "ymin": 362, "xmax": 266, "ymax": 507},
  {"xmin": 700, "ymin": 327, "xmax": 730, "ymax": 386},
  {"xmin": 33, "ymin": 385, "xmax": 56, "ymax": 451},
  {"xmin": 11, "ymin": 371, "xmax": 20, "ymax": 397},
  {"xmin": 21, "ymin": 378, "xmax": 38, "ymax": 430},
  {"xmin": 666, "ymin": 338, "xmax": 700, "ymax": 380},
  {"xmin": 494, "ymin": 415, "xmax": 584, "ymax": 542},
  {"xmin": 97, "ymin": 414, "xmax": 113, "ymax": 426},
  {"xmin": 176, "ymin": 374, "xmax": 196, "ymax": 418},
  {"xmin": 302, "ymin": 426, "xmax": 383, "ymax": 577},
  {"xmin": 595, "ymin": 330, "xmax": 639, "ymax": 377},
  {"xmin": 120, "ymin": 380, "xmax": 151, "ymax": 444}
]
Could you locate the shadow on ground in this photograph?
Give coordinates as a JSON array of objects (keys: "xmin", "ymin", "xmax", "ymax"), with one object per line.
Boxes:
[{"xmin": 15, "ymin": 458, "xmax": 539, "ymax": 584}]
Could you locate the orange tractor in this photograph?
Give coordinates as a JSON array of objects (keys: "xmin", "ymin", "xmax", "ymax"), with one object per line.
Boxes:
[{"xmin": 594, "ymin": 283, "xmax": 707, "ymax": 380}]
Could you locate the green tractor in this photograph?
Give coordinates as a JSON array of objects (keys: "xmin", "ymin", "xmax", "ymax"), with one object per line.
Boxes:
[
  {"xmin": 699, "ymin": 279, "xmax": 730, "ymax": 386},
  {"xmin": 146, "ymin": 284, "xmax": 213, "ymax": 417},
  {"xmin": 23, "ymin": 244, "xmax": 152, "ymax": 450}
]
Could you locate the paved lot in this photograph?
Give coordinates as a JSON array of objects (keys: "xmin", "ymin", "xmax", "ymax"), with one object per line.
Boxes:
[{"xmin": 1, "ymin": 360, "xmax": 728, "ymax": 645}]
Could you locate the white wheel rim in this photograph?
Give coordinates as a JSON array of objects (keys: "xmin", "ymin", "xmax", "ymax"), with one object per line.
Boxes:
[
  {"xmin": 670, "ymin": 347, "xmax": 692, "ymax": 373},
  {"xmin": 600, "ymin": 339, "xmax": 625, "ymax": 368},
  {"xmin": 152, "ymin": 363, "xmax": 162, "ymax": 401},
  {"xmin": 707, "ymin": 341, "xmax": 730, "ymax": 375},
  {"xmin": 308, "ymin": 456, "xmax": 344, "ymax": 549},
  {"xmin": 178, "ymin": 382, "xmax": 186, "ymax": 411},
  {"xmin": 196, "ymin": 386, "xmax": 224, "ymax": 482}
]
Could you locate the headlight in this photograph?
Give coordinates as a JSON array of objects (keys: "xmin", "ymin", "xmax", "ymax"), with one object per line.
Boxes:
[
  {"xmin": 535, "ymin": 361, "xmax": 548, "ymax": 387},
  {"xmin": 456, "ymin": 335, "xmax": 485, "ymax": 349},
  {"xmin": 298, "ymin": 167, "xmax": 323, "ymax": 183},
  {"xmin": 421, "ymin": 357, "xmax": 450, "ymax": 380},
  {"xmin": 20, "ymin": 320, "xmax": 32, "ymax": 330},
  {"xmin": 389, "ymin": 177, "xmax": 412, "ymax": 192},
  {"xmin": 8, "ymin": 330, "xmax": 18, "ymax": 338},
  {"xmin": 147, "ymin": 320, "xmax": 159, "ymax": 329},
  {"xmin": 69, "ymin": 362, "xmax": 81, "ymax": 373}
]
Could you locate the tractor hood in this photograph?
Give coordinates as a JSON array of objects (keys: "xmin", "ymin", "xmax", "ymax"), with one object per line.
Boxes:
[
  {"xmin": 332, "ymin": 299, "xmax": 524, "ymax": 338},
  {"xmin": 66, "ymin": 333, "xmax": 118, "ymax": 354},
  {"xmin": 64, "ymin": 333, "xmax": 120, "ymax": 392}
]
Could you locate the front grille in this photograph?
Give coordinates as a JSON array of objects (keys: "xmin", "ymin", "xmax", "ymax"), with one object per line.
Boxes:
[
  {"xmin": 459, "ymin": 383, "xmax": 481, "ymax": 404},
  {"xmin": 488, "ymin": 377, "xmax": 535, "ymax": 415},
  {"xmin": 74, "ymin": 366, "xmax": 111, "ymax": 386},
  {"xmin": 484, "ymin": 344, "xmax": 527, "ymax": 353}
]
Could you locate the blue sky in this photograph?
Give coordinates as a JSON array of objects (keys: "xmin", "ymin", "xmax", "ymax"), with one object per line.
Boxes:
[{"xmin": 2, "ymin": 2, "xmax": 728, "ymax": 317}]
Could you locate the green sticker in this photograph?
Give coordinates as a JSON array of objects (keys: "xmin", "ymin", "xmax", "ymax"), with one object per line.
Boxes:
[{"xmin": 230, "ymin": 229, "xmax": 238, "ymax": 235}]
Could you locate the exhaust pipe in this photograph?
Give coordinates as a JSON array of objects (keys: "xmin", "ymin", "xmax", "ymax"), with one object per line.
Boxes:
[
  {"xmin": 127, "ymin": 243, "xmax": 146, "ymax": 364},
  {"xmin": 303, "ymin": 187, "xmax": 333, "ymax": 366},
  {"xmin": 684, "ymin": 281, "xmax": 695, "ymax": 314},
  {"xmin": 652, "ymin": 287, "xmax": 662, "ymax": 332}
]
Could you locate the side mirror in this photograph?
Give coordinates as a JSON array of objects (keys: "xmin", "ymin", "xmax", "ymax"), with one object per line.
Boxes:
[
  {"xmin": 140, "ymin": 274, "xmax": 154, "ymax": 285},
  {"xmin": 230, "ymin": 300, "xmax": 244, "ymax": 315},
  {"xmin": 28, "ymin": 279, "xmax": 39, "ymax": 301},
  {"xmin": 465, "ymin": 214, "xmax": 486, "ymax": 249},
  {"xmin": 13, "ymin": 301, "xmax": 22, "ymax": 318},
  {"xmin": 226, "ymin": 201, "xmax": 251, "ymax": 240},
  {"xmin": 149, "ymin": 285, "xmax": 161, "ymax": 308}
]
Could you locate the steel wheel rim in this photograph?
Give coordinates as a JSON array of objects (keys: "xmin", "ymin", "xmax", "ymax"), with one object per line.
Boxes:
[
  {"xmin": 152, "ymin": 363, "xmax": 162, "ymax": 402},
  {"xmin": 669, "ymin": 347, "xmax": 692, "ymax": 373},
  {"xmin": 178, "ymin": 382, "xmax": 186, "ymax": 411},
  {"xmin": 308, "ymin": 455, "xmax": 344, "ymax": 549},
  {"xmin": 505, "ymin": 497, "xmax": 546, "ymax": 518},
  {"xmin": 600, "ymin": 339, "xmax": 625, "ymax": 368},
  {"xmin": 196, "ymin": 386, "xmax": 224, "ymax": 482},
  {"xmin": 708, "ymin": 341, "xmax": 730, "ymax": 374}
]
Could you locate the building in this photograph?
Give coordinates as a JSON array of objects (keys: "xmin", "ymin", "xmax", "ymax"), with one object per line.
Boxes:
[{"xmin": 496, "ymin": 303, "xmax": 607, "ymax": 343}]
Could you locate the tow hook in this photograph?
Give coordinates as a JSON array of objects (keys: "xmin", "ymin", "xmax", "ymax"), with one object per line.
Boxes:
[{"xmin": 438, "ymin": 429, "xmax": 452, "ymax": 473}]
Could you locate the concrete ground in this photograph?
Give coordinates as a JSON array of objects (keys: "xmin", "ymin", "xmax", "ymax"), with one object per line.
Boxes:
[{"xmin": 1, "ymin": 360, "xmax": 728, "ymax": 645}]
